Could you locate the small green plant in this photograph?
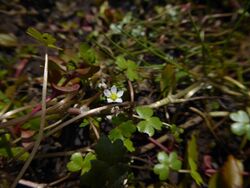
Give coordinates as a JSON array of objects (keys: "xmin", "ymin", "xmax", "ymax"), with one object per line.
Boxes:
[
  {"xmin": 67, "ymin": 152, "xmax": 96, "ymax": 175},
  {"xmin": 80, "ymin": 136, "xmax": 129, "ymax": 188},
  {"xmin": 109, "ymin": 119, "xmax": 136, "ymax": 152},
  {"xmin": 153, "ymin": 151, "xmax": 182, "ymax": 180},
  {"xmin": 115, "ymin": 56, "xmax": 140, "ymax": 81},
  {"xmin": 229, "ymin": 110, "xmax": 250, "ymax": 139},
  {"xmin": 26, "ymin": 27, "xmax": 60, "ymax": 50},
  {"xmin": 187, "ymin": 134, "xmax": 203, "ymax": 185},
  {"xmin": 136, "ymin": 106, "xmax": 163, "ymax": 137}
]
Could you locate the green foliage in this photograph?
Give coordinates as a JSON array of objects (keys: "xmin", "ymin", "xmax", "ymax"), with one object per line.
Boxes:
[
  {"xmin": 22, "ymin": 118, "xmax": 40, "ymax": 130},
  {"xmin": 80, "ymin": 119, "xmax": 90, "ymax": 128},
  {"xmin": 0, "ymin": 91, "xmax": 10, "ymax": 111},
  {"xmin": 26, "ymin": 27, "xmax": 61, "ymax": 49},
  {"xmin": 115, "ymin": 56, "xmax": 139, "ymax": 81},
  {"xmin": 67, "ymin": 152, "xmax": 96, "ymax": 175},
  {"xmin": 160, "ymin": 64, "xmax": 176, "ymax": 96},
  {"xmin": 153, "ymin": 151, "xmax": 182, "ymax": 180},
  {"xmin": 80, "ymin": 136, "xmax": 129, "ymax": 188},
  {"xmin": 229, "ymin": 110, "xmax": 250, "ymax": 139},
  {"xmin": 78, "ymin": 43, "xmax": 96, "ymax": 64},
  {"xmin": 136, "ymin": 106, "xmax": 163, "ymax": 137},
  {"xmin": 187, "ymin": 134, "xmax": 203, "ymax": 185},
  {"xmin": 169, "ymin": 124, "xmax": 184, "ymax": 143},
  {"xmin": 0, "ymin": 132, "xmax": 29, "ymax": 161},
  {"xmin": 136, "ymin": 106, "xmax": 153, "ymax": 119},
  {"xmin": 109, "ymin": 120, "xmax": 136, "ymax": 152},
  {"xmin": 0, "ymin": 146, "xmax": 29, "ymax": 161}
]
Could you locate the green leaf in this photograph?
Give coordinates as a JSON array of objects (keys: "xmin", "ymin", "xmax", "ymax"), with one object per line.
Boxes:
[
  {"xmin": 153, "ymin": 151, "xmax": 181, "ymax": 180},
  {"xmin": 0, "ymin": 147, "xmax": 29, "ymax": 161},
  {"xmin": 80, "ymin": 136, "xmax": 129, "ymax": 188},
  {"xmin": 123, "ymin": 138, "xmax": 135, "ymax": 152},
  {"xmin": 188, "ymin": 134, "xmax": 198, "ymax": 161},
  {"xmin": 189, "ymin": 157, "xmax": 203, "ymax": 185},
  {"xmin": 119, "ymin": 121, "xmax": 136, "ymax": 137},
  {"xmin": 109, "ymin": 128, "xmax": 123, "ymax": 141},
  {"xmin": 42, "ymin": 33, "xmax": 56, "ymax": 45},
  {"xmin": 230, "ymin": 110, "xmax": 250, "ymax": 123},
  {"xmin": 67, "ymin": 152, "xmax": 84, "ymax": 172},
  {"xmin": 137, "ymin": 116, "xmax": 163, "ymax": 137},
  {"xmin": 208, "ymin": 172, "xmax": 219, "ymax": 188},
  {"xmin": 109, "ymin": 121, "xmax": 136, "ymax": 152},
  {"xmin": 153, "ymin": 163, "xmax": 169, "ymax": 180},
  {"xmin": 115, "ymin": 56, "xmax": 128, "ymax": 69},
  {"xmin": 111, "ymin": 114, "xmax": 128, "ymax": 126},
  {"xmin": 81, "ymin": 159, "xmax": 128, "ymax": 188},
  {"xmin": 148, "ymin": 117, "xmax": 162, "ymax": 130},
  {"xmin": 115, "ymin": 56, "xmax": 140, "ymax": 81},
  {"xmin": 137, "ymin": 120, "xmax": 155, "ymax": 136},
  {"xmin": 67, "ymin": 152, "xmax": 96, "ymax": 174},
  {"xmin": 187, "ymin": 134, "xmax": 204, "ymax": 185},
  {"xmin": 79, "ymin": 43, "xmax": 96, "ymax": 64},
  {"xmin": 22, "ymin": 118, "xmax": 40, "ymax": 130},
  {"xmin": 169, "ymin": 152, "xmax": 182, "ymax": 171},
  {"xmin": 95, "ymin": 136, "xmax": 128, "ymax": 165},
  {"xmin": 81, "ymin": 153, "xmax": 96, "ymax": 175},
  {"xmin": 246, "ymin": 125, "xmax": 250, "ymax": 140},
  {"xmin": 67, "ymin": 160, "xmax": 82, "ymax": 172},
  {"xmin": 160, "ymin": 64, "xmax": 175, "ymax": 96},
  {"xmin": 11, "ymin": 147, "xmax": 29, "ymax": 161},
  {"xmin": 0, "ymin": 91, "xmax": 10, "ymax": 111},
  {"xmin": 27, "ymin": 27, "xmax": 60, "ymax": 49},
  {"xmin": 80, "ymin": 119, "xmax": 90, "ymax": 128},
  {"xmin": 27, "ymin": 27, "xmax": 43, "ymax": 42},
  {"xmin": 127, "ymin": 60, "xmax": 137, "ymax": 69},
  {"xmin": 231, "ymin": 122, "xmax": 246, "ymax": 136},
  {"xmin": 136, "ymin": 106, "xmax": 153, "ymax": 119},
  {"xmin": 157, "ymin": 151, "xmax": 168, "ymax": 163},
  {"xmin": 126, "ymin": 68, "xmax": 139, "ymax": 81}
]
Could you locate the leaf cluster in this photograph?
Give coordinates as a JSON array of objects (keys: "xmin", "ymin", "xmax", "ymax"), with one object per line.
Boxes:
[
  {"xmin": 153, "ymin": 151, "xmax": 182, "ymax": 180},
  {"xmin": 136, "ymin": 106, "xmax": 163, "ymax": 137},
  {"xmin": 109, "ymin": 116, "xmax": 136, "ymax": 152},
  {"xmin": 230, "ymin": 110, "xmax": 250, "ymax": 140},
  {"xmin": 115, "ymin": 56, "xmax": 139, "ymax": 81}
]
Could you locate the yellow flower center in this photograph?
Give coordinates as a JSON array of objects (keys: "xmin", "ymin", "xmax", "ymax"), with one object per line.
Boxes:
[{"xmin": 110, "ymin": 93, "xmax": 118, "ymax": 100}]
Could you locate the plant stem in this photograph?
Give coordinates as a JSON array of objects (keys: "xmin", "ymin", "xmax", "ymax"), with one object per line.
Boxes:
[
  {"xmin": 240, "ymin": 134, "xmax": 248, "ymax": 150},
  {"xmin": 11, "ymin": 49, "xmax": 48, "ymax": 188}
]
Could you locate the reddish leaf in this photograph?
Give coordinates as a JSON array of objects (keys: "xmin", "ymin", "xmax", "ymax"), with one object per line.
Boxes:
[
  {"xmin": 15, "ymin": 59, "xmax": 29, "ymax": 78},
  {"xmin": 52, "ymin": 83, "xmax": 80, "ymax": 93},
  {"xmin": 75, "ymin": 65, "xmax": 100, "ymax": 78}
]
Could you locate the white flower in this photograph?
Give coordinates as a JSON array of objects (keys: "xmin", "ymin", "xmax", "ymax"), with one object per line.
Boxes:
[{"xmin": 104, "ymin": 85, "xmax": 124, "ymax": 103}]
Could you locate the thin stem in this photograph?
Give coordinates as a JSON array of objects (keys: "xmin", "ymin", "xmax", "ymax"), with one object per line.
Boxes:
[
  {"xmin": 148, "ymin": 137, "xmax": 170, "ymax": 153},
  {"xmin": 11, "ymin": 50, "xmax": 48, "ymax": 188},
  {"xmin": 240, "ymin": 134, "xmax": 248, "ymax": 150},
  {"xmin": 140, "ymin": 135, "xmax": 169, "ymax": 154}
]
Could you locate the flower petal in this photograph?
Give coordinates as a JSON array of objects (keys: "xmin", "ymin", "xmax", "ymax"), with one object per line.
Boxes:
[
  {"xmin": 107, "ymin": 98, "xmax": 114, "ymax": 103},
  {"xmin": 115, "ymin": 98, "xmax": 123, "ymax": 103},
  {"xmin": 111, "ymin": 85, "xmax": 117, "ymax": 93},
  {"xmin": 117, "ymin": 90, "xmax": 124, "ymax": 97},
  {"xmin": 104, "ymin": 89, "xmax": 111, "ymax": 97}
]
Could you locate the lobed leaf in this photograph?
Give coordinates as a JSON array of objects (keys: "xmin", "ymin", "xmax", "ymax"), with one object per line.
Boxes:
[
  {"xmin": 153, "ymin": 163, "xmax": 169, "ymax": 180},
  {"xmin": 230, "ymin": 110, "xmax": 250, "ymax": 123},
  {"xmin": 136, "ymin": 106, "xmax": 153, "ymax": 119}
]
